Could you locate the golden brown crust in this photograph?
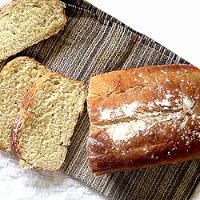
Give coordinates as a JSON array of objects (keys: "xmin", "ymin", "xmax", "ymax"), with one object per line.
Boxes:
[
  {"xmin": 11, "ymin": 72, "xmax": 86, "ymax": 169},
  {"xmin": 87, "ymin": 64, "xmax": 200, "ymax": 175},
  {"xmin": 0, "ymin": 75, "xmax": 6, "ymax": 152},
  {"xmin": 88, "ymin": 64, "xmax": 200, "ymax": 124},
  {"xmin": 11, "ymin": 85, "xmax": 37, "ymax": 157}
]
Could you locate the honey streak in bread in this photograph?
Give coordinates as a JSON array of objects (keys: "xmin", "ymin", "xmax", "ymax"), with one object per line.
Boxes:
[{"xmin": 87, "ymin": 64, "xmax": 200, "ymax": 175}]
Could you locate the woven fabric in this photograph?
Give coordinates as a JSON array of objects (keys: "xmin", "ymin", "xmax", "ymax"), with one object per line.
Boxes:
[{"xmin": 3, "ymin": 0, "xmax": 199, "ymax": 199}]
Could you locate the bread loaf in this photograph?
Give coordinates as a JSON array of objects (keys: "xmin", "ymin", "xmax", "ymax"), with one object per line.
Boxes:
[
  {"xmin": 0, "ymin": 57, "xmax": 49, "ymax": 152},
  {"xmin": 11, "ymin": 73, "xmax": 86, "ymax": 170},
  {"xmin": 87, "ymin": 64, "xmax": 200, "ymax": 175},
  {"xmin": 0, "ymin": 0, "xmax": 67, "ymax": 62}
]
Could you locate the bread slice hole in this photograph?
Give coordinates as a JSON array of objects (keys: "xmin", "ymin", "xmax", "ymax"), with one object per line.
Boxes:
[
  {"xmin": 59, "ymin": 142, "xmax": 67, "ymax": 148},
  {"xmin": 53, "ymin": 80, "xmax": 60, "ymax": 85},
  {"xmin": 33, "ymin": 66, "xmax": 38, "ymax": 70}
]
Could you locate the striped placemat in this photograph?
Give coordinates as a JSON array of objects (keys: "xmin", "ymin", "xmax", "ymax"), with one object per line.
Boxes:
[{"xmin": 5, "ymin": 0, "xmax": 199, "ymax": 199}]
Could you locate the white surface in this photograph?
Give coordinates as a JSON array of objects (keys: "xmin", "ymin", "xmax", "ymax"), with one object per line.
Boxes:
[
  {"xmin": 0, "ymin": 152, "xmax": 104, "ymax": 200},
  {"xmin": 0, "ymin": 0, "xmax": 199, "ymax": 199},
  {"xmin": 88, "ymin": 0, "xmax": 200, "ymax": 68},
  {"xmin": 192, "ymin": 184, "xmax": 200, "ymax": 200},
  {"xmin": 0, "ymin": 0, "xmax": 12, "ymax": 7}
]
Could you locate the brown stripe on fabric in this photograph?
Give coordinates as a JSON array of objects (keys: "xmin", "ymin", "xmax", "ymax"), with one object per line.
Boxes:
[
  {"xmin": 73, "ymin": 21, "xmax": 111, "ymax": 80},
  {"xmin": 165, "ymin": 164, "xmax": 191, "ymax": 200},
  {"xmin": 79, "ymin": 21, "xmax": 131, "ymax": 80},
  {"xmin": 138, "ymin": 167, "xmax": 168, "ymax": 200},
  {"xmin": 1, "ymin": 0, "xmax": 198, "ymax": 199},
  {"xmin": 154, "ymin": 164, "xmax": 186, "ymax": 200},
  {"xmin": 172, "ymin": 161, "xmax": 200, "ymax": 200}
]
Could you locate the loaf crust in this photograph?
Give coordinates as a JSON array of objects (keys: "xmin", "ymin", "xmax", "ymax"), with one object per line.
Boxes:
[
  {"xmin": 11, "ymin": 72, "xmax": 86, "ymax": 170},
  {"xmin": 11, "ymin": 83, "xmax": 36, "ymax": 158},
  {"xmin": 87, "ymin": 64, "xmax": 200, "ymax": 175}
]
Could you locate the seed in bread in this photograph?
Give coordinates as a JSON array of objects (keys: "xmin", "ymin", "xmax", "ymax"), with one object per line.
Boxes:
[
  {"xmin": 0, "ymin": 0, "xmax": 67, "ymax": 62},
  {"xmin": 11, "ymin": 73, "xmax": 86, "ymax": 170},
  {"xmin": 0, "ymin": 57, "xmax": 50, "ymax": 152},
  {"xmin": 87, "ymin": 64, "xmax": 200, "ymax": 175}
]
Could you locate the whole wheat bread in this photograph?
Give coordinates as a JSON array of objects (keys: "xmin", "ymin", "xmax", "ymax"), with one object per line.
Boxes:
[
  {"xmin": 0, "ymin": 57, "xmax": 50, "ymax": 152},
  {"xmin": 11, "ymin": 73, "xmax": 86, "ymax": 170},
  {"xmin": 0, "ymin": 0, "xmax": 67, "ymax": 62}
]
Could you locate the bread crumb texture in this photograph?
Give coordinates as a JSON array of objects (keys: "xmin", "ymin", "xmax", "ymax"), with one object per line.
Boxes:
[
  {"xmin": 0, "ymin": 57, "xmax": 49, "ymax": 152},
  {"xmin": 0, "ymin": 0, "xmax": 66, "ymax": 61},
  {"xmin": 18, "ymin": 73, "xmax": 85, "ymax": 170}
]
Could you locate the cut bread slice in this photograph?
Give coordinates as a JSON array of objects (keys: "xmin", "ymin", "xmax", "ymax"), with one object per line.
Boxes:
[
  {"xmin": 11, "ymin": 73, "xmax": 86, "ymax": 170},
  {"xmin": 0, "ymin": 0, "xmax": 67, "ymax": 62},
  {"xmin": 0, "ymin": 57, "xmax": 50, "ymax": 152}
]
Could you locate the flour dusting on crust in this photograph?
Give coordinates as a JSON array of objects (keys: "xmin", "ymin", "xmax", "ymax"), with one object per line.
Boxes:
[
  {"xmin": 106, "ymin": 112, "xmax": 183, "ymax": 142},
  {"xmin": 99, "ymin": 101, "xmax": 140, "ymax": 120}
]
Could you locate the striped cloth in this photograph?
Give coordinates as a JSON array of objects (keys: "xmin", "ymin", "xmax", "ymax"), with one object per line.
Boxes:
[{"xmin": 2, "ymin": 0, "xmax": 199, "ymax": 199}]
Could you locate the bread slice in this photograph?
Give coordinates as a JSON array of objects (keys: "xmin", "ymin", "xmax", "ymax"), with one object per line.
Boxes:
[
  {"xmin": 11, "ymin": 73, "xmax": 86, "ymax": 170},
  {"xmin": 0, "ymin": 57, "xmax": 50, "ymax": 152},
  {"xmin": 87, "ymin": 64, "xmax": 200, "ymax": 175},
  {"xmin": 0, "ymin": 0, "xmax": 67, "ymax": 62}
]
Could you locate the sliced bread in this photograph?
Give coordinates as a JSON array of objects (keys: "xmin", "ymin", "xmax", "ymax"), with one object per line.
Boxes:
[
  {"xmin": 0, "ymin": 0, "xmax": 67, "ymax": 62},
  {"xmin": 0, "ymin": 57, "xmax": 50, "ymax": 152},
  {"xmin": 11, "ymin": 73, "xmax": 86, "ymax": 170}
]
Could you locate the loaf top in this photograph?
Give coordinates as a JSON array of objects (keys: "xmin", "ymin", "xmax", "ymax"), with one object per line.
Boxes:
[
  {"xmin": 0, "ymin": 0, "xmax": 67, "ymax": 62},
  {"xmin": 87, "ymin": 65, "xmax": 200, "ymax": 174},
  {"xmin": 88, "ymin": 64, "xmax": 200, "ymax": 125},
  {"xmin": 11, "ymin": 72, "xmax": 86, "ymax": 170}
]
